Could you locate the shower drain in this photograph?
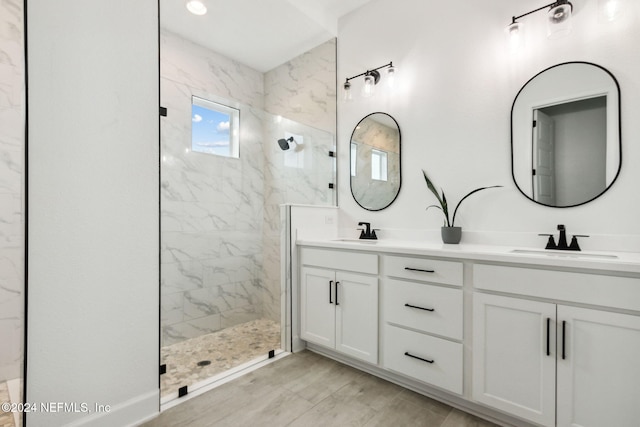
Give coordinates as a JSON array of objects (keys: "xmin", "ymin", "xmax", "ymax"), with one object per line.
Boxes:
[{"xmin": 197, "ymin": 360, "xmax": 211, "ymax": 367}]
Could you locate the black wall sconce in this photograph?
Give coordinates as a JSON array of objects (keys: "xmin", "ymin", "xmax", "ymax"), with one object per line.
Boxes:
[
  {"xmin": 342, "ymin": 62, "xmax": 395, "ymax": 101},
  {"xmin": 507, "ymin": 0, "xmax": 573, "ymax": 43}
]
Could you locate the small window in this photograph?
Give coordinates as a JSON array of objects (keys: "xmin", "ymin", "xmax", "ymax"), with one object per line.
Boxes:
[
  {"xmin": 350, "ymin": 143, "xmax": 357, "ymax": 177},
  {"xmin": 371, "ymin": 149, "xmax": 388, "ymax": 181},
  {"xmin": 191, "ymin": 96, "xmax": 239, "ymax": 158}
]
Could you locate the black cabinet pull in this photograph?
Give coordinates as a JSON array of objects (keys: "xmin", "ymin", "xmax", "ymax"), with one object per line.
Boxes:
[
  {"xmin": 405, "ymin": 303, "xmax": 435, "ymax": 312},
  {"xmin": 329, "ymin": 280, "xmax": 333, "ymax": 304},
  {"xmin": 546, "ymin": 318, "xmax": 550, "ymax": 356},
  {"xmin": 562, "ymin": 320, "xmax": 566, "ymax": 360},
  {"xmin": 404, "ymin": 352, "xmax": 434, "ymax": 364},
  {"xmin": 335, "ymin": 281, "xmax": 340, "ymax": 306},
  {"xmin": 404, "ymin": 267, "xmax": 435, "ymax": 273}
]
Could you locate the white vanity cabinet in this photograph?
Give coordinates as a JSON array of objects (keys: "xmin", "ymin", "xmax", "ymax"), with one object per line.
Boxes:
[
  {"xmin": 473, "ymin": 264, "xmax": 640, "ymax": 427},
  {"xmin": 296, "ymin": 240, "xmax": 640, "ymax": 427},
  {"xmin": 300, "ymin": 248, "xmax": 379, "ymax": 364},
  {"xmin": 381, "ymin": 255, "xmax": 464, "ymax": 394},
  {"xmin": 472, "ymin": 293, "xmax": 557, "ymax": 426}
]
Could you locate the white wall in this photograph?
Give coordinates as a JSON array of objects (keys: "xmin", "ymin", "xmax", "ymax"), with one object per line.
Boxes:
[
  {"xmin": 26, "ymin": 1, "xmax": 159, "ymax": 425},
  {"xmin": 337, "ymin": 0, "xmax": 640, "ymax": 248}
]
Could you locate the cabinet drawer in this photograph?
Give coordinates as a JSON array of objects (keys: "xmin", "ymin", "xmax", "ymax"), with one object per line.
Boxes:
[
  {"xmin": 383, "ymin": 279, "xmax": 462, "ymax": 340},
  {"xmin": 383, "ymin": 324, "xmax": 462, "ymax": 394},
  {"xmin": 383, "ymin": 255, "xmax": 462, "ymax": 286},
  {"xmin": 301, "ymin": 247, "xmax": 378, "ymax": 274},
  {"xmin": 474, "ymin": 264, "xmax": 640, "ymax": 312}
]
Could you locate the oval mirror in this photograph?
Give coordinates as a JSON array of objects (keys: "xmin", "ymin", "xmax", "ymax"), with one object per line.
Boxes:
[
  {"xmin": 511, "ymin": 62, "xmax": 621, "ymax": 207},
  {"xmin": 350, "ymin": 112, "xmax": 401, "ymax": 211}
]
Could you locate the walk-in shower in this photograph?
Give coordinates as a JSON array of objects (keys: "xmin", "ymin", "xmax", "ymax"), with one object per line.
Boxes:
[{"xmin": 159, "ymin": 21, "xmax": 336, "ymax": 402}]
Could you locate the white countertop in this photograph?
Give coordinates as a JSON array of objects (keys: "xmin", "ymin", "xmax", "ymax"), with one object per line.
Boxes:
[{"xmin": 296, "ymin": 238, "xmax": 640, "ymax": 274}]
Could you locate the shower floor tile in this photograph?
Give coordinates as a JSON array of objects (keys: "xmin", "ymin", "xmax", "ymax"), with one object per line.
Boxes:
[{"xmin": 161, "ymin": 318, "xmax": 281, "ymax": 397}]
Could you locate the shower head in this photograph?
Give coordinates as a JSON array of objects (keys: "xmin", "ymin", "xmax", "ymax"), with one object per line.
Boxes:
[{"xmin": 278, "ymin": 137, "xmax": 294, "ymax": 150}]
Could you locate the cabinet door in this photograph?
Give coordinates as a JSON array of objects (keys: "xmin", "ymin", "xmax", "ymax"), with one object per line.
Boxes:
[
  {"xmin": 557, "ymin": 306, "xmax": 640, "ymax": 427},
  {"xmin": 300, "ymin": 267, "xmax": 335, "ymax": 348},
  {"xmin": 472, "ymin": 293, "xmax": 556, "ymax": 427},
  {"xmin": 335, "ymin": 271, "xmax": 378, "ymax": 364}
]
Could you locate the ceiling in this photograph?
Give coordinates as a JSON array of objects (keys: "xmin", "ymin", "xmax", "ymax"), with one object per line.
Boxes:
[{"xmin": 160, "ymin": 0, "xmax": 373, "ymax": 72}]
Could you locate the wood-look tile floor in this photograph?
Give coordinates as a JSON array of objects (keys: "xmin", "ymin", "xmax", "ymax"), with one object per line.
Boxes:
[
  {"xmin": 144, "ymin": 350, "xmax": 499, "ymax": 427},
  {"xmin": 0, "ymin": 382, "xmax": 16, "ymax": 427}
]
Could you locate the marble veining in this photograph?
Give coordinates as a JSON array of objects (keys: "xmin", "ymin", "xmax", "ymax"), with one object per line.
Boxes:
[
  {"xmin": 0, "ymin": 0, "xmax": 24, "ymax": 385},
  {"xmin": 265, "ymin": 39, "xmax": 337, "ymax": 134}
]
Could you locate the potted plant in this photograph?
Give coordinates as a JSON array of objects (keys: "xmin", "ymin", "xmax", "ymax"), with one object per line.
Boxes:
[{"xmin": 423, "ymin": 170, "xmax": 501, "ymax": 244}]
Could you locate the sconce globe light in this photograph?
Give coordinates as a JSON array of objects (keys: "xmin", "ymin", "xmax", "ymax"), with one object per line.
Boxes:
[
  {"xmin": 185, "ymin": 0, "xmax": 207, "ymax": 15},
  {"xmin": 598, "ymin": 0, "xmax": 621, "ymax": 22},
  {"xmin": 386, "ymin": 65, "xmax": 396, "ymax": 88},
  {"xmin": 547, "ymin": 0, "xmax": 572, "ymax": 38},
  {"xmin": 505, "ymin": 21, "xmax": 523, "ymax": 47},
  {"xmin": 362, "ymin": 75, "xmax": 375, "ymax": 97},
  {"xmin": 362, "ymin": 71, "xmax": 380, "ymax": 97},
  {"xmin": 342, "ymin": 81, "xmax": 353, "ymax": 102}
]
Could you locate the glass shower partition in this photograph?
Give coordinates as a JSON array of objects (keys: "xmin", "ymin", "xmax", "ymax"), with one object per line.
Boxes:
[{"xmin": 160, "ymin": 93, "xmax": 336, "ymax": 400}]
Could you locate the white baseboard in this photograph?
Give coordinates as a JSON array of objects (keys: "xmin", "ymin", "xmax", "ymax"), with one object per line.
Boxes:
[{"xmin": 62, "ymin": 390, "xmax": 159, "ymax": 427}]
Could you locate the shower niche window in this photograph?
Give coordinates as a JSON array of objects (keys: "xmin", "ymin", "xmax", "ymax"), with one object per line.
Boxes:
[
  {"xmin": 350, "ymin": 143, "xmax": 357, "ymax": 176},
  {"xmin": 371, "ymin": 149, "xmax": 388, "ymax": 181},
  {"xmin": 191, "ymin": 96, "xmax": 240, "ymax": 158}
]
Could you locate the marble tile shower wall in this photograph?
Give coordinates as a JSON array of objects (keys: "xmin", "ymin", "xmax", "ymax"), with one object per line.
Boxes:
[
  {"xmin": 160, "ymin": 30, "xmax": 336, "ymax": 346},
  {"xmin": 161, "ymin": 30, "xmax": 266, "ymax": 346},
  {"xmin": 262, "ymin": 39, "xmax": 337, "ymax": 323},
  {"xmin": 264, "ymin": 39, "xmax": 337, "ymax": 135},
  {"xmin": 0, "ymin": 0, "xmax": 24, "ymax": 383},
  {"xmin": 262, "ymin": 117, "xmax": 336, "ymax": 322}
]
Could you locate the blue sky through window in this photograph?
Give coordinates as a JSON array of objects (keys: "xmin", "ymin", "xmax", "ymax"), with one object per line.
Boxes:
[{"xmin": 192, "ymin": 104, "xmax": 232, "ymax": 156}]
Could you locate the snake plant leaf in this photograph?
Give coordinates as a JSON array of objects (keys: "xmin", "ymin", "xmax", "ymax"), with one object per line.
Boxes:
[
  {"xmin": 423, "ymin": 169, "xmax": 501, "ymax": 228},
  {"xmin": 441, "ymin": 191, "xmax": 450, "ymax": 227},
  {"xmin": 451, "ymin": 185, "xmax": 503, "ymax": 227},
  {"xmin": 423, "ymin": 170, "xmax": 451, "ymax": 226},
  {"xmin": 422, "ymin": 170, "xmax": 444, "ymax": 207}
]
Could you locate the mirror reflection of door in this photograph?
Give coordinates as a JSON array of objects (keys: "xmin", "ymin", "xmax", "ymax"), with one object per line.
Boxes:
[
  {"xmin": 531, "ymin": 96, "xmax": 607, "ymax": 206},
  {"xmin": 532, "ymin": 110, "xmax": 556, "ymax": 205},
  {"xmin": 511, "ymin": 62, "xmax": 620, "ymax": 208}
]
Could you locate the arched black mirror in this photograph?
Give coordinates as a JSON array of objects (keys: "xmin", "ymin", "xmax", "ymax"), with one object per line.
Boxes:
[
  {"xmin": 511, "ymin": 62, "xmax": 621, "ymax": 207},
  {"xmin": 350, "ymin": 112, "xmax": 401, "ymax": 211}
]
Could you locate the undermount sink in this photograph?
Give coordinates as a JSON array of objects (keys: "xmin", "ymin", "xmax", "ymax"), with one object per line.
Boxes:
[
  {"xmin": 510, "ymin": 249, "xmax": 618, "ymax": 259},
  {"xmin": 332, "ymin": 238, "xmax": 378, "ymax": 244}
]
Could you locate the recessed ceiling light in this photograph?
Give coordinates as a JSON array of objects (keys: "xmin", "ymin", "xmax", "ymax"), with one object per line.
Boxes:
[{"xmin": 185, "ymin": 0, "xmax": 207, "ymax": 16}]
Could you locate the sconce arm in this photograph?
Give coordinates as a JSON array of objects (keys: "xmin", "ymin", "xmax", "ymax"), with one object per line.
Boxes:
[
  {"xmin": 512, "ymin": 0, "xmax": 572, "ymax": 23},
  {"xmin": 345, "ymin": 61, "xmax": 394, "ymax": 83}
]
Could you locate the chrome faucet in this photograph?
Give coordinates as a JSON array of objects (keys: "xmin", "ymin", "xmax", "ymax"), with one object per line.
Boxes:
[
  {"xmin": 358, "ymin": 222, "xmax": 377, "ymax": 240},
  {"xmin": 539, "ymin": 224, "xmax": 588, "ymax": 251}
]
